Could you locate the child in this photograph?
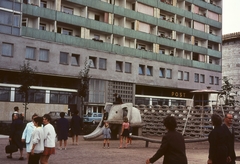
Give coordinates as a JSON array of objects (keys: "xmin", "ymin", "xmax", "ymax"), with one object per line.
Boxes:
[
  {"xmin": 119, "ymin": 117, "xmax": 130, "ymax": 148},
  {"xmin": 102, "ymin": 122, "xmax": 111, "ymax": 148}
]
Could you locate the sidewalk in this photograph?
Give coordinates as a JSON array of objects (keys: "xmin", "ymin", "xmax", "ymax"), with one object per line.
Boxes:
[{"xmin": 0, "ymin": 135, "xmax": 240, "ymax": 164}]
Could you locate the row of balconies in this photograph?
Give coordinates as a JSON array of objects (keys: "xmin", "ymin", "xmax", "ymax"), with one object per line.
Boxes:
[
  {"xmin": 22, "ymin": 4, "xmax": 221, "ymax": 49},
  {"xmin": 21, "ymin": 26, "xmax": 222, "ymax": 72}
]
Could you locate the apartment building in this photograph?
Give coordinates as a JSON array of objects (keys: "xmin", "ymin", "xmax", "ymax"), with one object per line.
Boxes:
[{"xmin": 0, "ymin": 0, "xmax": 222, "ymax": 119}]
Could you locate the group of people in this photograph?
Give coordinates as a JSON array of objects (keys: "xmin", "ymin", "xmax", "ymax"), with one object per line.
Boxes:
[
  {"xmin": 145, "ymin": 113, "xmax": 236, "ymax": 164},
  {"xmin": 9, "ymin": 107, "xmax": 56, "ymax": 164},
  {"xmin": 7, "ymin": 107, "xmax": 83, "ymax": 164}
]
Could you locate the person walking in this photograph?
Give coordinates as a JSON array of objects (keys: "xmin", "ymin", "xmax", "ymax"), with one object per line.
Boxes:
[
  {"xmin": 208, "ymin": 114, "xmax": 228, "ymax": 164},
  {"xmin": 119, "ymin": 116, "xmax": 130, "ymax": 148},
  {"xmin": 102, "ymin": 122, "xmax": 111, "ymax": 148},
  {"xmin": 28, "ymin": 116, "xmax": 44, "ymax": 164},
  {"xmin": 70, "ymin": 110, "xmax": 82, "ymax": 145},
  {"xmin": 40, "ymin": 114, "xmax": 56, "ymax": 164},
  {"xmin": 7, "ymin": 113, "xmax": 24, "ymax": 160},
  {"xmin": 57, "ymin": 112, "xmax": 69, "ymax": 150},
  {"xmin": 22, "ymin": 113, "xmax": 38, "ymax": 161},
  {"xmin": 146, "ymin": 116, "xmax": 187, "ymax": 164},
  {"xmin": 222, "ymin": 113, "xmax": 236, "ymax": 164}
]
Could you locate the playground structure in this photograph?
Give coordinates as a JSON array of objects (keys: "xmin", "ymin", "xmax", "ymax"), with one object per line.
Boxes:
[{"xmin": 83, "ymin": 89, "xmax": 240, "ymax": 143}]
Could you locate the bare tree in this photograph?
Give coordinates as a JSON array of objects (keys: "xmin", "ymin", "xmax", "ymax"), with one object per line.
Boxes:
[
  {"xmin": 77, "ymin": 58, "xmax": 91, "ymax": 118},
  {"xmin": 18, "ymin": 61, "xmax": 36, "ymax": 121}
]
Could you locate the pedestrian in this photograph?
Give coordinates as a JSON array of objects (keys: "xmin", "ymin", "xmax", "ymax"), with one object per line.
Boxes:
[
  {"xmin": 40, "ymin": 114, "xmax": 56, "ymax": 164},
  {"xmin": 12, "ymin": 106, "xmax": 24, "ymax": 122},
  {"xmin": 7, "ymin": 113, "xmax": 24, "ymax": 160},
  {"xmin": 102, "ymin": 122, "xmax": 111, "ymax": 148},
  {"xmin": 146, "ymin": 116, "xmax": 187, "ymax": 164},
  {"xmin": 208, "ymin": 114, "xmax": 228, "ymax": 164},
  {"xmin": 100, "ymin": 109, "xmax": 108, "ymax": 127},
  {"xmin": 28, "ymin": 116, "xmax": 44, "ymax": 164},
  {"xmin": 57, "ymin": 112, "xmax": 69, "ymax": 150},
  {"xmin": 222, "ymin": 113, "xmax": 236, "ymax": 164},
  {"xmin": 119, "ymin": 116, "xmax": 130, "ymax": 148},
  {"xmin": 22, "ymin": 113, "xmax": 38, "ymax": 161},
  {"xmin": 70, "ymin": 110, "xmax": 82, "ymax": 145}
]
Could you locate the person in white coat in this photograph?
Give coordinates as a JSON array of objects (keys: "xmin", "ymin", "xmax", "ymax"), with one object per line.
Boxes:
[
  {"xmin": 28, "ymin": 116, "xmax": 44, "ymax": 164},
  {"xmin": 21, "ymin": 113, "xmax": 38, "ymax": 160},
  {"xmin": 40, "ymin": 114, "xmax": 56, "ymax": 164}
]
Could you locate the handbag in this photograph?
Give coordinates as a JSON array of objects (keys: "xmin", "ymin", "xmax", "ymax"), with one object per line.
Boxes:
[{"xmin": 5, "ymin": 143, "xmax": 18, "ymax": 154}]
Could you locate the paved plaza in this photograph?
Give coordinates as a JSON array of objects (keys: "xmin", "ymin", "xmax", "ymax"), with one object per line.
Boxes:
[{"xmin": 0, "ymin": 135, "xmax": 240, "ymax": 164}]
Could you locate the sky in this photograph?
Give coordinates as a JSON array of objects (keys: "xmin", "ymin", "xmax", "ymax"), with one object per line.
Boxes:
[{"xmin": 222, "ymin": 0, "xmax": 240, "ymax": 34}]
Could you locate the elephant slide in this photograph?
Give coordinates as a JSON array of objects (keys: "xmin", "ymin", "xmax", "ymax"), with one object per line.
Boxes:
[{"xmin": 83, "ymin": 103, "xmax": 142, "ymax": 140}]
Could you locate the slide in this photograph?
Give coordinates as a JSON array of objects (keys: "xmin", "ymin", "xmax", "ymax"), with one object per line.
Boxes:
[
  {"xmin": 83, "ymin": 120, "xmax": 104, "ymax": 140},
  {"xmin": 83, "ymin": 103, "xmax": 113, "ymax": 140}
]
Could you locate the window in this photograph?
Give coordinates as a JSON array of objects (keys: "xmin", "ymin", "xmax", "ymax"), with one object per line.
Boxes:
[
  {"xmin": 146, "ymin": 66, "xmax": 153, "ymax": 76},
  {"xmin": 210, "ymin": 76, "xmax": 214, "ymax": 84},
  {"xmin": 71, "ymin": 54, "xmax": 80, "ymax": 66},
  {"xmin": 116, "ymin": 61, "xmax": 123, "ymax": 72},
  {"xmin": 2, "ymin": 43, "xmax": 13, "ymax": 57},
  {"xmin": 50, "ymin": 91, "xmax": 69, "ymax": 104},
  {"xmin": 60, "ymin": 52, "xmax": 68, "ymax": 64},
  {"xmin": 194, "ymin": 73, "xmax": 199, "ymax": 82},
  {"xmin": 0, "ymin": 87, "xmax": 10, "ymax": 101},
  {"xmin": 95, "ymin": 15, "xmax": 100, "ymax": 21},
  {"xmin": 200, "ymin": 74, "xmax": 205, "ymax": 83},
  {"xmin": 184, "ymin": 72, "xmax": 189, "ymax": 81},
  {"xmin": 39, "ymin": 49, "xmax": 49, "ymax": 62},
  {"xmin": 89, "ymin": 56, "xmax": 97, "ymax": 68},
  {"xmin": 39, "ymin": 23, "xmax": 46, "ymax": 30},
  {"xmin": 125, "ymin": 62, "xmax": 131, "ymax": 73},
  {"xmin": 159, "ymin": 68, "xmax": 165, "ymax": 78},
  {"xmin": 26, "ymin": 47, "xmax": 36, "ymax": 60},
  {"xmin": 137, "ymin": 44, "xmax": 146, "ymax": 50},
  {"xmin": 99, "ymin": 58, "xmax": 107, "ymax": 70},
  {"xmin": 40, "ymin": 0, "xmax": 47, "ymax": 8},
  {"xmin": 159, "ymin": 49, "xmax": 165, "ymax": 54},
  {"xmin": 178, "ymin": 71, "xmax": 183, "ymax": 80},
  {"xmin": 62, "ymin": 28, "xmax": 72, "ymax": 35},
  {"xmin": 22, "ymin": 18, "xmax": 28, "ymax": 27},
  {"xmin": 166, "ymin": 69, "xmax": 172, "ymax": 79},
  {"xmin": 195, "ymin": 40, "xmax": 198, "ymax": 46},
  {"xmin": 62, "ymin": 6, "xmax": 73, "ymax": 14},
  {"xmin": 139, "ymin": 65, "xmax": 145, "ymax": 75},
  {"xmin": 215, "ymin": 77, "xmax": 219, "ymax": 85}
]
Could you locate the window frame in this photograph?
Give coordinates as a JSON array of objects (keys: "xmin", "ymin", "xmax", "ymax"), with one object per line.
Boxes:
[
  {"xmin": 146, "ymin": 66, "xmax": 153, "ymax": 76},
  {"xmin": 139, "ymin": 65, "xmax": 145, "ymax": 75},
  {"xmin": 184, "ymin": 71, "xmax": 189, "ymax": 81},
  {"xmin": 60, "ymin": 52, "xmax": 69, "ymax": 65},
  {"xmin": 159, "ymin": 68, "xmax": 165, "ymax": 78},
  {"xmin": 25, "ymin": 46, "xmax": 36, "ymax": 60},
  {"xmin": 2, "ymin": 42, "xmax": 13, "ymax": 57},
  {"xmin": 166, "ymin": 69, "xmax": 172, "ymax": 79},
  {"xmin": 200, "ymin": 74, "xmax": 205, "ymax": 83},
  {"xmin": 125, "ymin": 62, "xmax": 132, "ymax": 73},
  {"xmin": 178, "ymin": 71, "xmax": 183, "ymax": 80},
  {"xmin": 39, "ymin": 48, "xmax": 49, "ymax": 62},
  {"xmin": 71, "ymin": 54, "xmax": 80, "ymax": 66},
  {"xmin": 99, "ymin": 58, "xmax": 107, "ymax": 70},
  {"xmin": 89, "ymin": 56, "xmax": 97, "ymax": 68},
  {"xmin": 194, "ymin": 73, "xmax": 199, "ymax": 83},
  {"xmin": 116, "ymin": 61, "xmax": 123, "ymax": 72}
]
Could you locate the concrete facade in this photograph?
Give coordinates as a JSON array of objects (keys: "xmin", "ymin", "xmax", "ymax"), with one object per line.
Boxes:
[{"xmin": 0, "ymin": 0, "xmax": 222, "ymax": 119}]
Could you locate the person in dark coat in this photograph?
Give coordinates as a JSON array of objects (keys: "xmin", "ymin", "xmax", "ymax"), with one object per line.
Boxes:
[
  {"xmin": 57, "ymin": 112, "xmax": 69, "ymax": 150},
  {"xmin": 222, "ymin": 113, "xmax": 236, "ymax": 164},
  {"xmin": 208, "ymin": 114, "xmax": 228, "ymax": 164},
  {"xmin": 70, "ymin": 110, "xmax": 83, "ymax": 145},
  {"xmin": 146, "ymin": 116, "xmax": 187, "ymax": 164},
  {"xmin": 7, "ymin": 113, "xmax": 24, "ymax": 160}
]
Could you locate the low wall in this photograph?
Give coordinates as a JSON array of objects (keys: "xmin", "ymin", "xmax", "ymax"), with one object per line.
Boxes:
[{"xmin": 135, "ymin": 105, "xmax": 240, "ymax": 140}]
